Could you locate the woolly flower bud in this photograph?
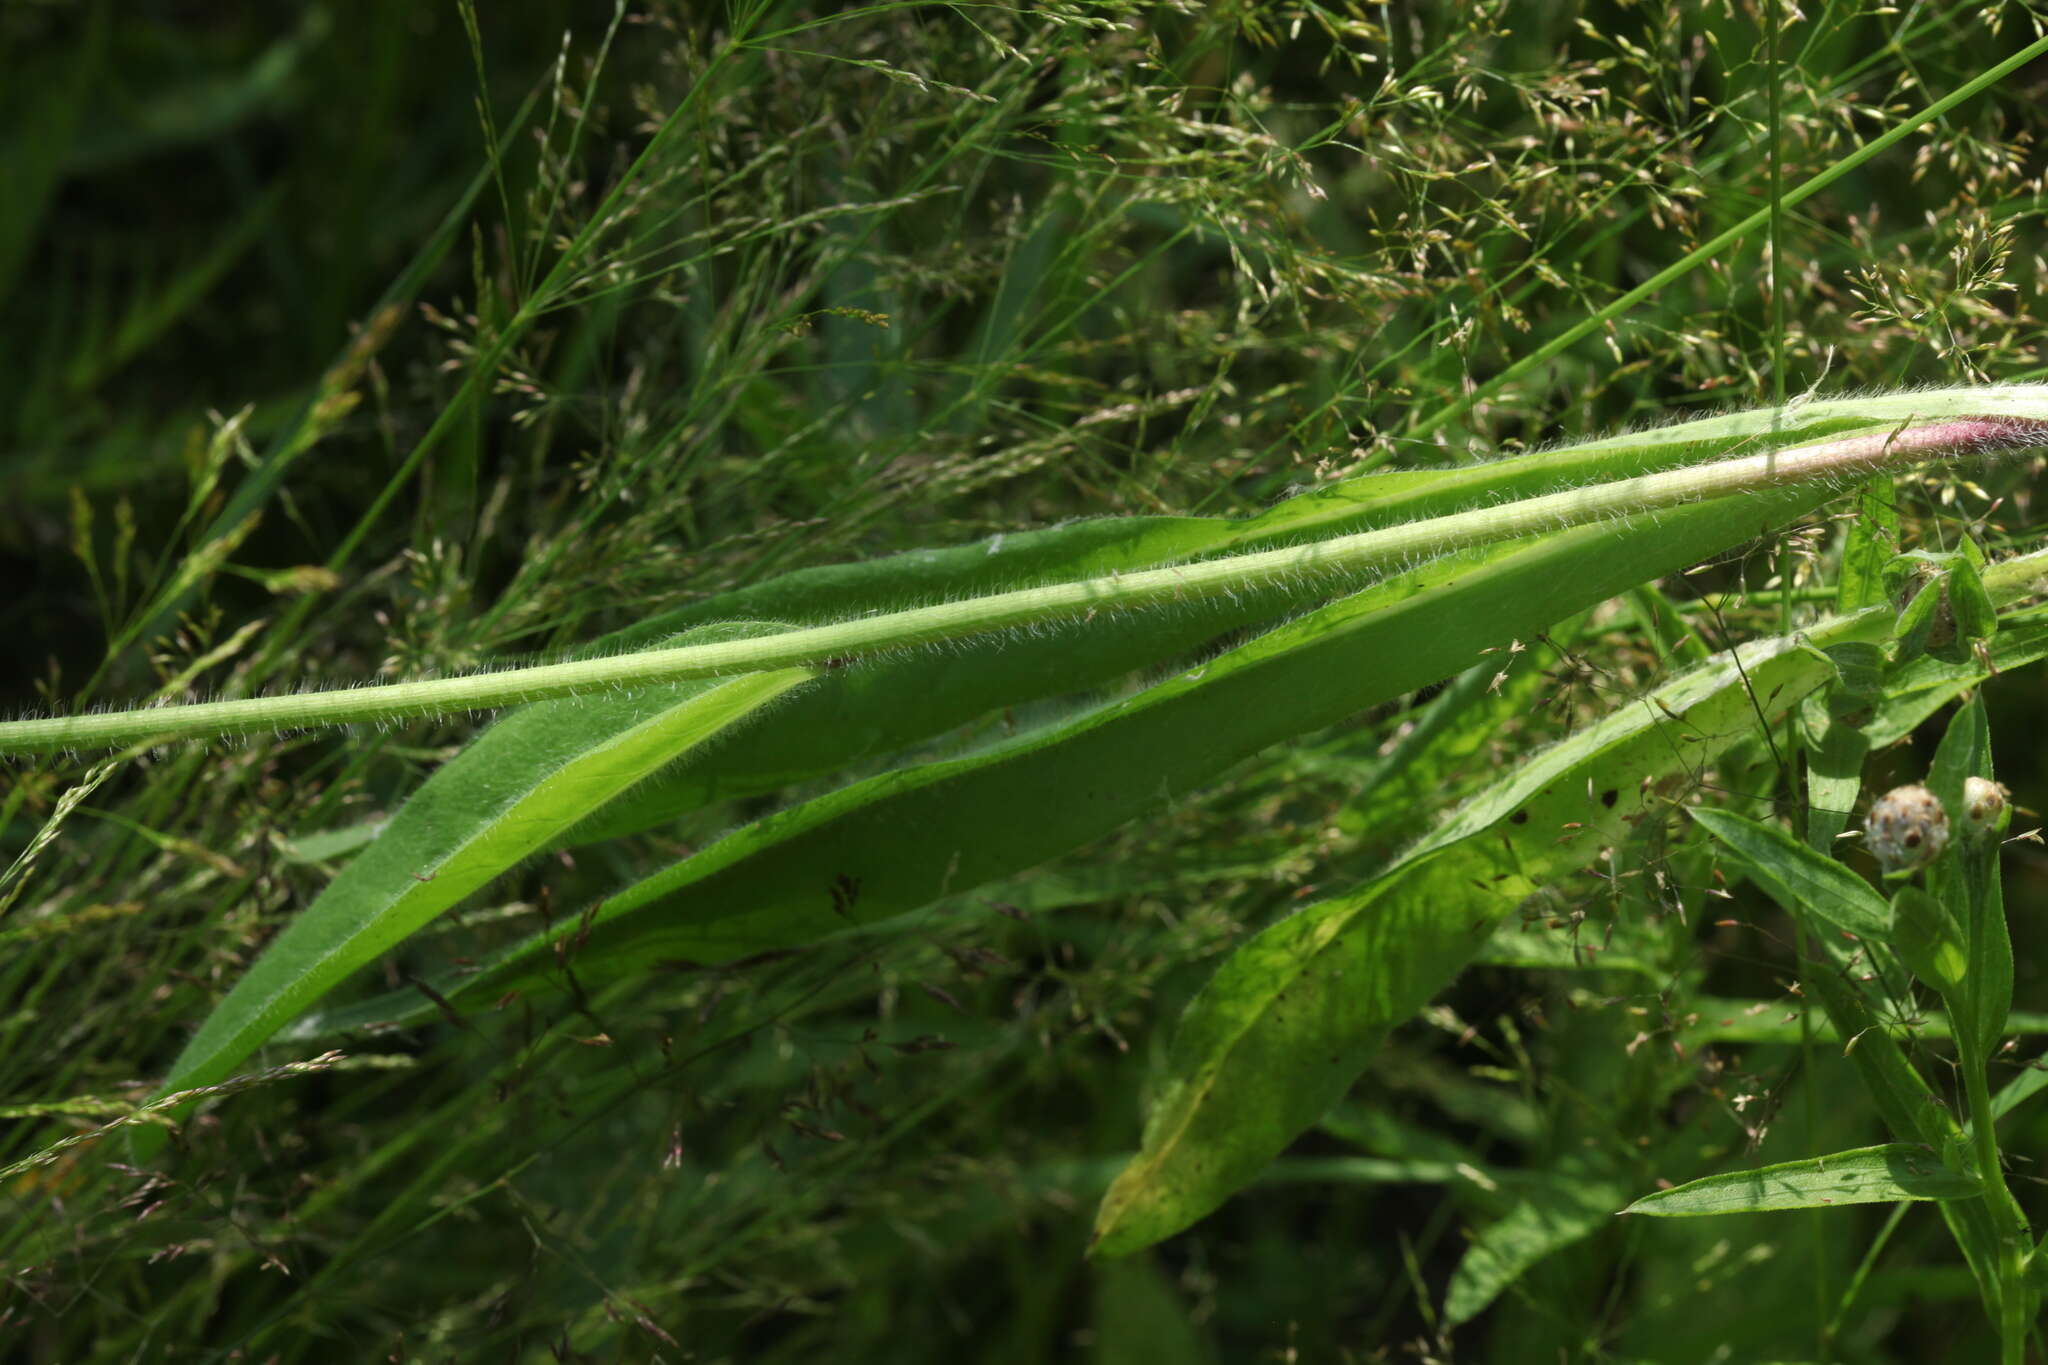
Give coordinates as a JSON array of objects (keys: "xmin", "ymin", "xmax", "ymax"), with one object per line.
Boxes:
[
  {"xmin": 1866, "ymin": 784, "xmax": 1949, "ymax": 875},
  {"xmin": 1962, "ymin": 776, "xmax": 2011, "ymax": 841}
]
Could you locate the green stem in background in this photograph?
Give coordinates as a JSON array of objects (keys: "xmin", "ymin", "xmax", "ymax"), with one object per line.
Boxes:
[
  {"xmin": 1960, "ymin": 1036, "xmax": 2030, "ymax": 1364},
  {"xmin": 6, "ymin": 409, "xmax": 2048, "ymax": 755},
  {"xmin": 1761, "ymin": 0, "xmax": 1824, "ymax": 1332},
  {"xmin": 1823, "ymin": 1200, "xmax": 1910, "ymax": 1353},
  {"xmin": 227, "ymin": 8, "xmax": 754, "ymax": 701}
]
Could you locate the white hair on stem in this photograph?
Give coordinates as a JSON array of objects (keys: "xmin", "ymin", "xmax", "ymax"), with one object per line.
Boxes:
[{"xmin": 7, "ymin": 396, "xmax": 2048, "ymax": 756}]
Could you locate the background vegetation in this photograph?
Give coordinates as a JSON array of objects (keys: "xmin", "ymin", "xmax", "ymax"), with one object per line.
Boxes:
[{"xmin": 6, "ymin": 1, "xmax": 2048, "ymax": 1359}]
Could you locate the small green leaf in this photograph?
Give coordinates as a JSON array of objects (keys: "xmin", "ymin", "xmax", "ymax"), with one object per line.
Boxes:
[
  {"xmin": 1444, "ymin": 1171, "xmax": 1627, "ymax": 1326},
  {"xmin": 1837, "ymin": 477, "xmax": 1898, "ymax": 614},
  {"xmin": 1865, "ymin": 616, "xmax": 2048, "ymax": 748},
  {"xmin": 1893, "ymin": 885, "xmax": 1967, "ymax": 994},
  {"xmin": 1799, "ymin": 690, "xmax": 1869, "ymax": 851},
  {"xmin": 1928, "ymin": 693, "xmax": 1992, "ymax": 821},
  {"xmin": 1892, "ymin": 567, "xmax": 1946, "ymax": 660},
  {"xmin": 1992, "ymin": 1060, "xmax": 2048, "ymax": 1123},
  {"xmin": 1823, "ymin": 641, "xmax": 1887, "ymax": 711},
  {"xmin": 1948, "ymin": 554, "xmax": 1997, "ymax": 642},
  {"xmin": 1621, "ymin": 1144, "xmax": 1979, "ymax": 1217},
  {"xmin": 1690, "ymin": 806, "xmax": 1892, "ymax": 941}
]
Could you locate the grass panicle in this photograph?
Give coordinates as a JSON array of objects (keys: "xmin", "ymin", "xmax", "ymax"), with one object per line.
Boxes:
[{"xmin": 10, "ymin": 4, "xmax": 2048, "ymax": 1361}]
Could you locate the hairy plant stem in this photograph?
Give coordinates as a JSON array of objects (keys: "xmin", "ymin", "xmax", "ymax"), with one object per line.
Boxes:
[{"xmin": 7, "ymin": 414, "xmax": 2048, "ymax": 755}]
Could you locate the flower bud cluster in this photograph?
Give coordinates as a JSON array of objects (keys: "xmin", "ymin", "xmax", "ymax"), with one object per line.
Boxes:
[
  {"xmin": 1865, "ymin": 784, "xmax": 1948, "ymax": 875},
  {"xmin": 1865, "ymin": 776, "xmax": 2013, "ymax": 875}
]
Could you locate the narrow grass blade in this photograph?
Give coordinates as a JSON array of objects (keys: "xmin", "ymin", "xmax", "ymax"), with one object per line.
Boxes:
[
  {"xmin": 1621, "ymin": 1144, "xmax": 1979, "ymax": 1217},
  {"xmin": 110, "ymin": 86, "xmax": 542, "ymax": 671},
  {"xmin": 137, "ymin": 623, "xmax": 810, "ymax": 1155}
]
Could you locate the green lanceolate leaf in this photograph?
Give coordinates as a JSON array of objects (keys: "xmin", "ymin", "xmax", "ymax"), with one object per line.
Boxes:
[
  {"xmin": 1690, "ymin": 805, "xmax": 1892, "ymax": 942},
  {"xmin": 298, "ymin": 479, "xmax": 1869, "ymax": 1041},
  {"xmin": 1087, "ymin": 628, "xmax": 1850, "ymax": 1258},
  {"xmin": 569, "ymin": 512, "xmax": 1236, "ymax": 840},
  {"xmin": 1893, "ymin": 884, "xmax": 1968, "ymax": 994},
  {"xmin": 561, "ymin": 588, "xmax": 1282, "ymax": 847},
  {"xmin": 558, "ymin": 406, "xmax": 1963, "ymax": 845},
  {"xmin": 608, "ymin": 387, "xmax": 1994, "ymax": 656},
  {"xmin": 1620, "ymin": 1144, "xmax": 1979, "ymax": 1217},
  {"xmin": 137, "ymin": 623, "xmax": 811, "ymax": 1155},
  {"xmin": 12, "ymin": 394, "xmax": 2048, "ymax": 761}
]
